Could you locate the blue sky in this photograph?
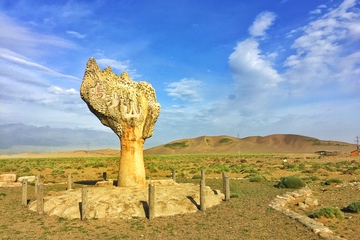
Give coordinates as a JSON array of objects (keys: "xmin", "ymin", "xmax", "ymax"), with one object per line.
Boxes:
[{"xmin": 0, "ymin": 0, "xmax": 359, "ymax": 148}]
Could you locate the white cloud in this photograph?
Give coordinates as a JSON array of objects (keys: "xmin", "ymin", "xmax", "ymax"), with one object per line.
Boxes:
[
  {"xmin": 283, "ymin": 0, "xmax": 360, "ymax": 93},
  {"xmin": 48, "ymin": 86, "xmax": 78, "ymax": 95},
  {"xmin": 228, "ymin": 38, "xmax": 282, "ymax": 111},
  {"xmin": 310, "ymin": 9, "xmax": 322, "ymax": 14},
  {"xmin": 0, "ymin": 12, "xmax": 76, "ymax": 56},
  {"xmin": 224, "ymin": 0, "xmax": 360, "ymax": 143},
  {"xmin": 66, "ymin": 30, "xmax": 86, "ymax": 39},
  {"xmin": 248, "ymin": 11, "xmax": 276, "ymax": 37},
  {"xmin": 165, "ymin": 78, "xmax": 203, "ymax": 103},
  {"xmin": 0, "ymin": 48, "xmax": 80, "ymax": 81},
  {"xmin": 96, "ymin": 58, "xmax": 139, "ymax": 78},
  {"xmin": 97, "ymin": 58, "xmax": 130, "ymax": 72}
]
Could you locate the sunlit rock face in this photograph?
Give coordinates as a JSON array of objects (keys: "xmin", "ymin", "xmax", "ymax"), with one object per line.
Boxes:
[{"xmin": 80, "ymin": 58, "xmax": 160, "ymax": 187}]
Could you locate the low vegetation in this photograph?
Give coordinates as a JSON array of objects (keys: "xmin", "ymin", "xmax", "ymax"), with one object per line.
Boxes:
[
  {"xmin": 311, "ymin": 207, "xmax": 344, "ymax": 219},
  {"xmin": 324, "ymin": 178, "xmax": 343, "ymax": 185},
  {"xmin": 347, "ymin": 200, "xmax": 360, "ymax": 213},
  {"xmin": 164, "ymin": 141, "xmax": 188, "ymax": 149},
  {"xmin": 219, "ymin": 138, "xmax": 232, "ymax": 144},
  {"xmin": 277, "ymin": 176, "xmax": 306, "ymax": 189}
]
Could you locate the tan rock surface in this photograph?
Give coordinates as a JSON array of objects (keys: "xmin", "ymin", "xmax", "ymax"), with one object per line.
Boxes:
[
  {"xmin": 0, "ymin": 174, "xmax": 17, "ymax": 182},
  {"xmin": 28, "ymin": 181, "xmax": 224, "ymax": 219}
]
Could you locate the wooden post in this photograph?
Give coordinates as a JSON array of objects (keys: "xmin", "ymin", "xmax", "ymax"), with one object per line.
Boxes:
[
  {"xmin": 37, "ymin": 183, "xmax": 44, "ymax": 214},
  {"xmin": 172, "ymin": 169, "xmax": 176, "ymax": 182},
  {"xmin": 103, "ymin": 172, "xmax": 107, "ymax": 181},
  {"xmin": 222, "ymin": 172, "xmax": 226, "ymax": 196},
  {"xmin": 201, "ymin": 169, "xmax": 206, "ymax": 186},
  {"xmin": 22, "ymin": 178, "xmax": 28, "ymax": 206},
  {"xmin": 200, "ymin": 179, "xmax": 206, "ymax": 211},
  {"xmin": 81, "ymin": 186, "xmax": 88, "ymax": 220},
  {"xmin": 67, "ymin": 173, "xmax": 72, "ymax": 190},
  {"xmin": 35, "ymin": 174, "xmax": 40, "ymax": 196},
  {"xmin": 148, "ymin": 184, "xmax": 155, "ymax": 219},
  {"xmin": 225, "ymin": 176, "xmax": 230, "ymax": 201}
]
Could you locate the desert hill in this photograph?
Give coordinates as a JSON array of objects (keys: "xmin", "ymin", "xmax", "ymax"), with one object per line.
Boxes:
[
  {"xmin": 0, "ymin": 134, "xmax": 357, "ymax": 158},
  {"xmin": 144, "ymin": 134, "xmax": 356, "ymax": 155}
]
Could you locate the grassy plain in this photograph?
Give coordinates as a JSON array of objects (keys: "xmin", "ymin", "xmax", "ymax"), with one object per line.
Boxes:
[{"xmin": 0, "ymin": 153, "xmax": 359, "ymax": 239}]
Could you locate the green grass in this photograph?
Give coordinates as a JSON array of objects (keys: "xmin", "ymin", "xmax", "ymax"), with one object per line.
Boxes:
[
  {"xmin": 347, "ymin": 201, "xmax": 360, "ymax": 213},
  {"xmin": 311, "ymin": 207, "xmax": 344, "ymax": 219},
  {"xmin": 164, "ymin": 141, "xmax": 188, "ymax": 149},
  {"xmin": 277, "ymin": 176, "xmax": 306, "ymax": 189},
  {"xmin": 324, "ymin": 178, "xmax": 343, "ymax": 185},
  {"xmin": 219, "ymin": 138, "xmax": 232, "ymax": 144}
]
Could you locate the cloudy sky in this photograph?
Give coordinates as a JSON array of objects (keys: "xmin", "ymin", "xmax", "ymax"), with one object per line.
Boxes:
[{"xmin": 0, "ymin": 0, "xmax": 359, "ymax": 149}]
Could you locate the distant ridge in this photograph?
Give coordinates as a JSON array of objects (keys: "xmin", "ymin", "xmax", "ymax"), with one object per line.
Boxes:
[
  {"xmin": 144, "ymin": 134, "xmax": 356, "ymax": 155},
  {"xmin": 1, "ymin": 133, "xmax": 357, "ymax": 158}
]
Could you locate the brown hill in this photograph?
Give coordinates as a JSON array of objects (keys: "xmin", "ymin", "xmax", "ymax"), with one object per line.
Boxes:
[
  {"xmin": 1, "ymin": 134, "xmax": 356, "ymax": 158},
  {"xmin": 144, "ymin": 134, "xmax": 356, "ymax": 155}
]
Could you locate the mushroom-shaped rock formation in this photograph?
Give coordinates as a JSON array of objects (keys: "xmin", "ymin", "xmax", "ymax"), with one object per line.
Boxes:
[{"xmin": 80, "ymin": 58, "xmax": 160, "ymax": 187}]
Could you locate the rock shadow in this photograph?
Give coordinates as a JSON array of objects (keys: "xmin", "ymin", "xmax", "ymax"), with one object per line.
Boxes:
[
  {"xmin": 140, "ymin": 201, "xmax": 149, "ymax": 219},
  {"xmin": 74, "ymin": 180, "xmax": 118, "ymax": 186},
  {"xmin": 74, "ymin": 180, "xmax": 99, "ymax": 186},
  {"xmin": 187, "ymin": 196, "xmax": 200, "ymax": 210},
  {"xmin": 78, "ymin": 202, "xmax": 83, "ymax": 219}
]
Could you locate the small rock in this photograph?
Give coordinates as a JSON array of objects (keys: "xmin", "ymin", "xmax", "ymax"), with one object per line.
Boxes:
[
  {"xmin": 0, "ymin": 174, "xmax": 17, "ymax": 182},
  {"xmin": 95, "ymin": 180, "xmax": 114, "ymax": 187},
  {"xmin": 0, "ymin": 182, "xmax": 22, "ymax": 187},
  {"xmin": 17, "ymin": 176, "xmax": 36, "ymax": 182},
  {"xmin": 297, "ymin": 202, "xmax": 309, "ymax": 209},
  {"xmin": 305, "ymin": 198, "xmax": 318, "ymax": 206}
]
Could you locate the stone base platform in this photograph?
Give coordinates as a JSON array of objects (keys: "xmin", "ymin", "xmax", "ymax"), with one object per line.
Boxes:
[{"xmin": 28, "ymin": 180, "xmax": 224, "ymax": 219}]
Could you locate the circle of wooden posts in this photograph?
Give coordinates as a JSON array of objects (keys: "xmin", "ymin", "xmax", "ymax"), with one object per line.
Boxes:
[{"xmin": 20, "ymin": 170, "xmax": 229, "ymax": 219}]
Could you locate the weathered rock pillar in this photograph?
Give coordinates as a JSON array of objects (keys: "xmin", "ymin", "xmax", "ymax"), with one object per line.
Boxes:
[{"xmin": 80, "ymin": 58, "xmax": 160, "ymax": 187}]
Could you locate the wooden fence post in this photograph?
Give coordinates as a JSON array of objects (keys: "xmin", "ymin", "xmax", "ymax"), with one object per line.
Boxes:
[
  {"xmin": 222, "ymin": 172, "xmax": 226, "ymax": 196},
  {"xmin": 22, "ymin": 178, "xmax": 28, "ymax": 206},
  {"xmin": 37, "ymin": 183, "xmax": 44, "ymax": 214},
  {"xmin": 225, "ymin": 176, "xmax": 230, "ymax": 201},
  {"xmin": 222, "ymin": 172, "xmax": 230, "ymax": 201},
  {"xmin": 200, "ymin": 179, "xmax": 206, "ymax": 211},
  {"xmin": 148, "ymin": 184, "xmax": 155, "ymax": 219},
  {"xmin": 67, "ymin": 173, "xmax": 72, "ymax": 190},
  {"xmin": 103, "ymin": 172, "xmax": 107, "ymax": 181},
  {"xmin": 35, "ymin": 174, "xmax": 40, "ymax": 196},
  {"xmin": 201, "ymin": 169, "xmax": 206, "ymax": 186},
  {"xmin": 81, "ymin": 186, "xmax": 88, "ymax": 220},
  {"xmin": 172, "ymin": 169, "xmax": 176, "ymax": 182}
]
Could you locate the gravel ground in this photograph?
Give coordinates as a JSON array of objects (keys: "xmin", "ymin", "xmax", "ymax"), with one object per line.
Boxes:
[{"xmin": 0, "ymin": 180, "xmax": 322, "ymax": 240}]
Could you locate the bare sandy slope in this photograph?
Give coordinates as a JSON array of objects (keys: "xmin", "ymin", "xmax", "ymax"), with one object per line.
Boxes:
[
  {"xmin": 1, "ymin": 134, "xmax": 357, "ymax": 158},
  {"xmin": 145, "ymin": 134, "xmax": 357, "ymax": 155}
]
